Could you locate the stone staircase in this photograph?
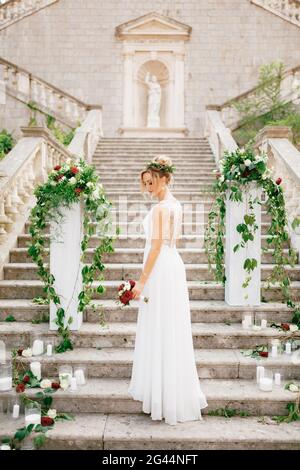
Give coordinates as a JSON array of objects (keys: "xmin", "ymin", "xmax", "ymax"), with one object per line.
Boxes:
[{"xmin": 1, "ymin": 137, "xmax": 300, "ymax": 449}]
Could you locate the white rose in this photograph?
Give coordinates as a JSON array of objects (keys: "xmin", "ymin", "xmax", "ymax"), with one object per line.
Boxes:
[
  {"xmin": 244, "ymin": 159, "xmax": 252, "ymax": 166},
  {"xmin": 22, "ymin": 348, "xmax": 32, "ymax": 358},
  {"xmin": 66, "ymin": 158, "xmax": 72, "ymax": 165},
  {"xmin": 61, "ymin": 176, "xmax": 67, "ymax": 181},
  {"xmin": 289, "ymin": 383, "xmax": 299, "ymax": 392},
  {"xmin": 40, "ymin": 379, "xmax": 52, "ymax": 389},
  {"xmin": 220, "ymin": 175, "xmax": 225, "ymax": 182},
  {"xmin": 91, "ymin": 189, "xmax": 100, "ymax": 200},
  {"xmin": 69, "ymin": 177, "xmax": 77, "ymax": 185},
  {"xmin": 87, "ymin": 182, "xmax": 94, "ymax": 189},
  {"xmin": 50, "ymin": 181, "xmax": 56, "ymax": 187},
  {"xmin": 47, "ymin": 409, "xmax": 57, "ymax": 419},
  {"xmin": 289, "ymin": 324, "xmax": 299, "ymax": 332}
]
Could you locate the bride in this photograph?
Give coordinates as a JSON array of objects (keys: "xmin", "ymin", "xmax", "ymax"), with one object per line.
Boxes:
[{"xmin": 127, "ymin": 155, "xmax": 208, "ymax": 425}]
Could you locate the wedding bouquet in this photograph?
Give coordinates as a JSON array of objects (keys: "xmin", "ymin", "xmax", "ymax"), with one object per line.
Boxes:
[{"xmin": 117, "ymin": 280, "xmax": 149, "ymax": 306}]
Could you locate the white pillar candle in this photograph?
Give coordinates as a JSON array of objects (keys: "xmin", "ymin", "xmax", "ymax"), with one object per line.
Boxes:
[
  {"xmin": 256, "ymin": 366, "xmax": 265, "ymax": 383},
  {"xmin": 70, "ymin": 377, "xmax": 78, "ymax": 391},
  {"xmin": 261, "ymin": 319, "xmax": 267, "ymax": 329},
  {"xmin": 259, "ymin": 377, "xmax": 273, "ymax": 392},
  {"xmin": 271, "ymin": 345, "xmax": 278, "ymax": 358},
  {"xmin": 244, "ymin": 315, "xmax": 252, "ymax": 326},
  {"xmin": 0, "ymin": 377, "xmax": 12, "ymax": 391},
  {"xmin": 32, "ymin": 339, "xmax": 44, "ymax": 356},
  {"xmin": 0, "ymin": 444, "xmax": 11, "ymax": 450},
  {"xmin": 285, "ymin": 342, "xmax": 292, "ymax": 354},
  {"xmin": 274, "ymin": 373, "xmax": 281, "ymax": 386},
  {"xmin": 12, "ymin": 404, "xmax": 20, "ymax": 419},
  {"xmin": 25, "ymin": 413, "xmax": 41, "ymax": 426},
  {"xmin": 30, "ymin": 361, "xmax": 41, "ymax": 380},
  {"xmin": 46, "ymin": 344, "xmax": 53, "ymax": 356},
  {"xmin": 74, "ymin": 369, "xmax": 86, "ymax": 386}
]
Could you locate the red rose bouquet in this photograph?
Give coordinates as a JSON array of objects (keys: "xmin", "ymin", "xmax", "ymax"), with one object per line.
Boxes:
[{"xmin": 117, "ymin": 280, "xmax": 149, "ymax": 307}]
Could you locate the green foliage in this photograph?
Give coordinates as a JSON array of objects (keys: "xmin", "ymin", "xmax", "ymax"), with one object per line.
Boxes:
[
  {"xmin": 46, "ymin": 114, "xmax": 75, "ymax": 146},
  {"xmin": 272, "ymin": 400, "xmax": 300, "ymax": 424},
  {"xmin": 0, "ymin": 128, "xmax": 14, "ymax": 160},
  {"xmin": 5, "ymin": 314, "xmax": 16, "ymax": 322},
  {"xmin": 27, "ymin": 158, "xmax": 116, "ymax": 352},
  {"xmin": 208, "ymin": 406, "xmax": 250, "ymax": 418}
]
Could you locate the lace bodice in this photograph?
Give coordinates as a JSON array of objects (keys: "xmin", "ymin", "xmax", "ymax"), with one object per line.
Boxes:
[{"xmin": 142, "ymin": 197, "xmax": 183, "ymax": 248}]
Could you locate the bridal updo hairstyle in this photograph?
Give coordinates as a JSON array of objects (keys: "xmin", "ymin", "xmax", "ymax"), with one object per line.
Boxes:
[{"xmin": 140, "ymin": 155, "xmax": 174, "ymax": 195}]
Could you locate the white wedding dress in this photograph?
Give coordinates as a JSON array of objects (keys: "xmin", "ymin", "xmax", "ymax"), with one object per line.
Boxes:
[{"xmin": 128, "ymin": 194, "xmax": 208, "ymax": 425}]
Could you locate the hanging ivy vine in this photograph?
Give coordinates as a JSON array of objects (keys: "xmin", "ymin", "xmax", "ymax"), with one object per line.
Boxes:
[{"xmin": 27, "ymin": 158, "xmax": 118, "ymax": 353}]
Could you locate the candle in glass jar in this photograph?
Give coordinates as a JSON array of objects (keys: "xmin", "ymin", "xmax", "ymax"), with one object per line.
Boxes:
[
  {"xmin": 261, "ymin": 319, "xmax": 267, "ymax": 329},
  {"xmin": 274, "ymin": 373, "xmax": 281, "ymax": 386},
  {"xmin": 285, "ymin": 342, "xmax": 292, "ymax": 354},
  {"xmin": 259, "ymin": 377, "xmax": 273, "ymax": 392},
  {"xmin": 12, "ymin": 404, "xmax": 20, "ymax": 419},
  {"xmin": 70, "ymin": 377, "xmax": 77, "ymax": 391},
  {"xmin": 256, "ymin": 366, "xmax": 265, "ymax": 383},
  {"xmin": 30, "ymin": 361, "xmax": 41, "ymax": 380},
  {"xmin": 25, "ymin": 413, "xmax": 41, "ymax": 426},
  {"xmin": 46, "ymin": 344, "xmax": 53, "ymax": 356},
  {"xmin": 0, "ymin": 377, "xmax": 12, "ymax": 391},
  {"xmin": 74, "ymin": 369, "xmax": 86, "ymax": 386},
  {"xmin": 271, "ymin": 345, "xmax": 278, "ymax": 358},
  {"xmin": 32, "ymin": 340, "xmax": 44, "ymax": 356},
  {"xmin": 0, "ymin": 444, "xmax": 11, "ymax": 450}
]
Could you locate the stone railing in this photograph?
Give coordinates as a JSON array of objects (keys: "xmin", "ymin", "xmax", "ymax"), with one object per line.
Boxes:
[
  {"xmin": 250, "ymin": 0, "xmax": 300, "ymax": 28},
  {"xmin": 204, "ymin": 108, "xmax": 238, "ymax": 166},
  {"xmin": 211, "ymin": 64, "xmax": 300, "ymax": 130},
  {"xmin": 254, "ymin": 125, "xmax": 300, "ymax": 254},
  {"xmin": 0, "ymin": 109, "xmax": 103, "ymax": 278},
  {"xmin": 0, "ymin": 0, "xmax": 59, "ymax": 31},
  {"xmin": 0, "ymin": 56, "xmax": 102, "ymax": 128}
]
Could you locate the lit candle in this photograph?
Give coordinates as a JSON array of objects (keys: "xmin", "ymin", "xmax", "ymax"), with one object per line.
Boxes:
[
  {"xmin": 274, "ymin": 373, "xmax": 281, "ymax": 386},
  {"xmin": 261, "ymin": 319, "xmax": 267, "ymax": 329},
  {"xmin": 25, "ymin": 413, "xmax": 41, "ymax": 426},
  {"xmin": 256, "ymin": 366, "xmax": 265, "ymax": 383},
  {"xmin": 259, "ymin": 377, "xmax": 273, "ymax": 392},
  {"xmin": 74, "ymin": 369, "xmax": 86, "ymax": 386},
  {"xmin": 70, "ymin": 377, "xmax": 78, "ymax": 391},
  {"xmin": 32, "ymin": 339, "xmax": 44, "ymax": 356},
  {"xmin": 285, "ymin": 342, "xmax": 292, "ymax": 355},
  {"xmin": 46, "ymin": 344, "xmax": 53, "ymax": 356},
  {"xmin": 30, "ymin": 361, "xmax": 41, "ymax": 380},
  {"xmin": 12, "ymin": 404, "xmax": 20, "ymax": 419},
  {"xmin": 271, "ymin": 345, "xmax": 278, "ymax": 358},
  {"xmin": 0, "ymin": 377, "xmax": 12, "ymax": 391}
]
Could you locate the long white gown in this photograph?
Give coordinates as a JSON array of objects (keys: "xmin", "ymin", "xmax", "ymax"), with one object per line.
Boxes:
[{"xmin": 128, "ymin": 194, "xmax": 208, "ymax": 425}]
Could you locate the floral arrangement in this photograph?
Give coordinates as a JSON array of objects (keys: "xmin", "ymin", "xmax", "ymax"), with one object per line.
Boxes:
[
  {"xmin": 117, "ymin": 280, "xmax": 149, "ymax": 307},
  {"xmin": 27, "ymin": 158, "xmax": 117, "ymax": 353},
  {"xmin": 204, "ymin": 145, "xmax": 300, "ymax": 326}
]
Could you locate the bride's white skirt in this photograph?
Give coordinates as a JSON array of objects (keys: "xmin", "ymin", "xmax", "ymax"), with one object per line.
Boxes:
[{"xmin": 128, "ymin": 244, "xmax": 208, "ymax": 426}]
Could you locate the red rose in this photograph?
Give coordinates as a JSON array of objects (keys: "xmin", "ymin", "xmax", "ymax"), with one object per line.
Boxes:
[
  {"xmin": 71, "ymin": 167, "xmax": 79, "ymax": 174},
  {"xmin": 54, "ymin": 165, "xmax": 61, "ymax": 171},
  {"xmin": 120, "ymin": 290, "xmax": 133, "ymax": 305},
  {"xmin": 259, "ymin": 351, "xmax": 268, "ymax": 358},
  {"xmin": 75, "ymin": 188, "xmax": 82, "ymax": 195},
  {"xmin": 118, "ymin": 283, "xmax": 125, "ymax": 291},
  {"xmin": 281, "ymin": 323, "xmax": 290, "ymax": 331},
  {"xmin": 56, "ymin": 174, "xmax": 63, "ymax": 181},
  {"xmin": 22, "ymin": 375, "xmax": 30, "ymax": 384},
  {"xmin": 51, "ymin": 382, "xmax": 60, "ymax": 389},
  {"xmin": 17, "ymin": 349, "xmax": 24, "ymax": 356},
  {"xmin": 41, "ymin": 416, "xmax": 54, "ymax": 427},
  {"xmin": 276, "ymin": 177, "xmax": 282, "ymax": 185},
  {"xmin": 129, "ymin": 280, "xmax": 135, "ymax": 288},
  {"xmin": 16, "ymin": 383, "xmax": 25, "ymax": 393}
]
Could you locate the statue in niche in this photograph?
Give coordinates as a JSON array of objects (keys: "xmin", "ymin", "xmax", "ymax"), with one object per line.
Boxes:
[{"xmin": 145, "ymin": 72, "xmax": 161, "ymax": 127}]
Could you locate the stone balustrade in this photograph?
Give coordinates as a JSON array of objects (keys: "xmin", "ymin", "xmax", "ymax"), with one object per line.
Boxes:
[
  {"xmin": 251, "ymin": 0, "xmax": 300, "ymax": 28},
  {"xmin": 0, "ymin": 0, "xmax": 59, "ymax": 30},
  {"xmin": 0, "ymin": 57, "xmax": 102, "ymax": 128},
  {"xmin": 204, "ymin": 108, "xmax": 238, "ymax": 165},
  {"xmin": 254, "ymin": 125, "xmax": 300, "ymax": 254},
  {"xmin": 211, "ymin": 64, "xmax": 300, "ymax": 130}
]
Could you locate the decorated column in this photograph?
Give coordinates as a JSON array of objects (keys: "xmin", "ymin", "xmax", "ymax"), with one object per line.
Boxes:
[
  {"xmin": 225, "ymin": 183, "xmax": 262, "ymax": 306},
  {"xmin": 49, "ymin": 201, "xmax": 84, "ymax": 331}
]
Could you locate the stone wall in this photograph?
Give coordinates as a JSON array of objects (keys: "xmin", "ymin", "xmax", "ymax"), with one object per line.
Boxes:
[{"xmin": 0, "ymin": 0, "xmax": 299, "ymax": 136}]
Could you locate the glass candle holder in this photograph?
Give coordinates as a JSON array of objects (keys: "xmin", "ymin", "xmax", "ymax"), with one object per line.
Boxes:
[
  {"xmin": 0, "ymin": 362, "xmax": 12, "ymax": 392},
  {"xmin": 74, "ymin": 365, "xmax": 87, "ymax": 386},
  {"xmin": 25, "ymin": 402, "xmax": 41, "ymax": 427},
  {"xmin": 59, "ymin": 365, "xmax": 73, "ymax": 389},
  {"xmin": 0, "ymin": 340, "xmax": 6, "ymax": 363},
  {"xmin": 258, "ymin": 369, "xmax": 273, "ymax": 392},
  {"xmin": 31, "ymin": 331, "xmax": 44, "ymax": 357},
  {"xmin": 242, "ymin": 312, "xmax": 253, "ymax": 329}
]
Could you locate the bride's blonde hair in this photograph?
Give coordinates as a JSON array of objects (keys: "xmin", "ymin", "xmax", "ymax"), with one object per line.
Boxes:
[{"xmin": 140, "ymin": 155, "xmax": 174, "ymax": 194}]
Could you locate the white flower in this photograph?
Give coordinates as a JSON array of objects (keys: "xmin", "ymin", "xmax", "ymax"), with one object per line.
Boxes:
[
  {"xmin": 244, "ymin": 159, "xmax": 252, "ymax": 167},
  {"xmin": 69, "ymin": 177, "xmax": 77, "ymax": 185},
  {"xmin": 91, "ymin": 189, "xmax": 100, "ymax": 200},
  {"xmin": 40, "ymin": 379, "xmax": 52, "ymax": 389},
  {"xmin": 289, "ymin": 324, "xmax": 299, "ymax": 332},
  {"xmin": 220, "ymin": 175, "xmax": 225, "ymax": 182},
  {"xmin": 124, "ymin": 281, "xmax": 131, "ymax": 290},
  {"xmin": 87, "ymin": 182, "xmax": 94, "ymax": 189},
  {"xmin": 61, "ymin": 176, "xmax": 67, "ymax": 181},
  {"xmin": 22, "ymin": 348, "xmax": 32, "ymax": 358},
  {"xmin": 66, "ymin": 158, "xmax": 72, "ymax": 165},
  {"xmin": 50, "ymin": 181, "xmax": 56, "ymax": 187},
  {"xmin": 289, "ymin": 383, "xmax": 299, "ymax": 392},
  {"xmin": 47, "ymin": 409, "xmax": 57, "ymax": 419}
]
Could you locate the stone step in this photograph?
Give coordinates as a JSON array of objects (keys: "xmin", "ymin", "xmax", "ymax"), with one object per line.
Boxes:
[
  {"xmin": 1, "ymin": 413, "xmax": 299, "ymax": 450},
  {"xmin": 0, "ymin": 299, "xmax": 293, "ymax": 324},
  {"xmin": 14, "ymin": 346, "xmax": 300, "ymax": 380},
  {"xmin": 105, "ymin": 192, "xmax": 214, "ymax": 201},
  {"xmin": 1, "ymin": 322, "xmax": 299, "ymax": 349},
  {"xmin": 100, "ymin": 183, "xmax": 214, "ymax": 191},
  {"xmin": 0, "ymin": 377, "xmax": 296, "ymax": 416},
  {"xmin": 4, "ymin": 263, "xmax": 300, "ymax": 282},
  {"xmin": 99, "ymin": 176, "xmax": 216, "ymax": 183}
]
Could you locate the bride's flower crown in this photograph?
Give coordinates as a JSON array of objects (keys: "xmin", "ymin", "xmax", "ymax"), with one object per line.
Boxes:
[{"xmin": 146, "ymin": 161, "xmax": 176, "ymax": 174}]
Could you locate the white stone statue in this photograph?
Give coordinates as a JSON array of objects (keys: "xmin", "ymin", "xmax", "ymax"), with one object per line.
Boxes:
[{"xmin": 145, "ymin": 72, "xmax": 161, "ymax": 127}]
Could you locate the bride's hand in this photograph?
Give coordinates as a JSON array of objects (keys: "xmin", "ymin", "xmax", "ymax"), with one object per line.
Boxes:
[{"xmin": 131, "ymin": 281, "xmax": 144, "ymax": 300}]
